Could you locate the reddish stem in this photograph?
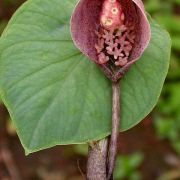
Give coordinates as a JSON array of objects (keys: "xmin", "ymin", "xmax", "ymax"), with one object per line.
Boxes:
[
  {"xmin": 86, "ymin": 81, "xmax": 120, "ymax": 180},
  {"xmin": 107, "ymin": 81, "xmax": 120, "ymax": 180}
]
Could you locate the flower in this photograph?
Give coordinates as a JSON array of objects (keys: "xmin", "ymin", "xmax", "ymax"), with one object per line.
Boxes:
[{"xmin": 71, "ymin": 0, "xmax": 151, "ymax": 81}]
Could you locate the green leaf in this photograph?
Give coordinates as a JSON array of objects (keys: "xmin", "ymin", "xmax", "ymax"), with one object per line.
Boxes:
[{"xmin": 0, "ymin": 0, "xmax": 171, "ymax": 154}]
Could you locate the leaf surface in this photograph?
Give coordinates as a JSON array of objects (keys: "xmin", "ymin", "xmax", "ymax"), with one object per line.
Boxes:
[{"xmin": 0, "ymin": 0, "xmax": 171, "ymax": 154}]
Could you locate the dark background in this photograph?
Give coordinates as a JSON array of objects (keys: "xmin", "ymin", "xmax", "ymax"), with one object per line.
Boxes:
[{"xmin": 0, "ymin": 0, "xmax": 180, "ymax": 179}]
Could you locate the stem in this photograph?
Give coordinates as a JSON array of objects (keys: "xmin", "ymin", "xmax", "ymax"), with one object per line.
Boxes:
[
  {"xmin": 107, "ymin": 81, "xmax": 120, "ymax": 180},
  {"xmin": 86, "ymin": 139, "xmax": 108, "ymax": 180},
  {"xmin": 86, "ymin": 81, "xmax": 120, "ymax": 180}
]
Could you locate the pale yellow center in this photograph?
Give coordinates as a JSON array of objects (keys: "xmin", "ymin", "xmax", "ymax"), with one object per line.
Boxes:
[
  {"xmin": 101, "ymin": 16, "xmax": 113, "ymax": 26},
  {"xmin": 111, "ymin": 7, "xmax": 118, "ymax": 15}
]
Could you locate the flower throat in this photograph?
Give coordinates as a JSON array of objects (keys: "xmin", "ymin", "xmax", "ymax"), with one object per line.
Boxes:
[{"xmin": 95, "ymin": 0, "xmax": 136, "ymax": 70}]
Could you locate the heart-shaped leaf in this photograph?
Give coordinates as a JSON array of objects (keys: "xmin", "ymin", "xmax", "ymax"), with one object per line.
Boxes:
[{"xmin": 0, "ymin": 0, "xmax": 171, "ymax": 154}]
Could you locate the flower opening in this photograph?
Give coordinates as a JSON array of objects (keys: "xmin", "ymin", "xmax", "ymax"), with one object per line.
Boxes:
[
  {"xmin": 71, "ymin": 0, "xmax": 151, "ymax": 81},
  {"xmin": 95, "ymin": 0, "xmax": 136, "ymax": 68}
]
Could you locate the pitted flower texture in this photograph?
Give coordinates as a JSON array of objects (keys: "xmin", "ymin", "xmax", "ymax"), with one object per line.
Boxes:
[
  {"xmin": 100, "ymin": 0, "xmax": 124, "ymax": 30},
  {"xmin": 71, "ymin": 0, "xmax": 151, "ymax": 81}
]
